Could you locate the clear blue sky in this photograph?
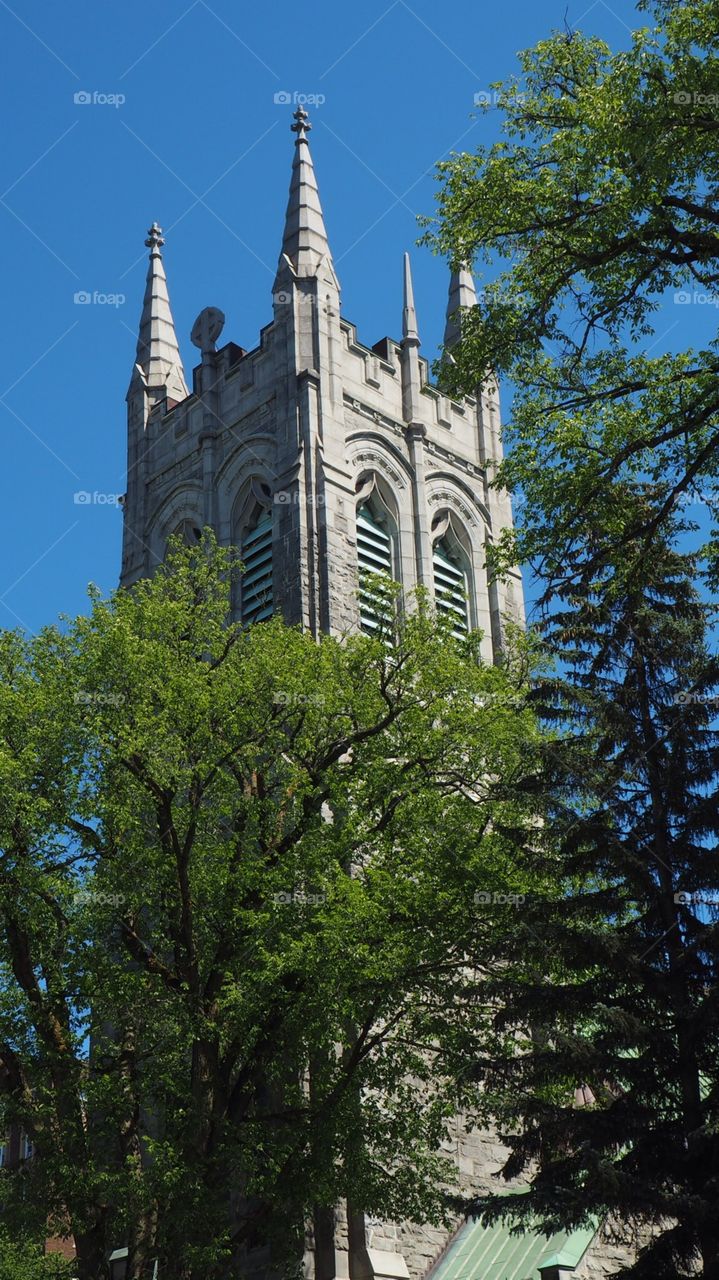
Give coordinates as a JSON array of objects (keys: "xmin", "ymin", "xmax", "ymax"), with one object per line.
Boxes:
[{"xmin": 0, "ymin": 0, "xmax": 693, "ymax": 633}]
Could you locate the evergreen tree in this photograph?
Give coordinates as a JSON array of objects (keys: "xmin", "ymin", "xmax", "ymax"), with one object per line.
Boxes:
[{"xmin": 466, "ymin": 525, "xmax": 719, "ymax": 1278}]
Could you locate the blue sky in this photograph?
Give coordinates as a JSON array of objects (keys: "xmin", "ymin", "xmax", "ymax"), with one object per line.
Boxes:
[{"xmin": 0, "ymin": 0, "xmax": 696, "ymax": 634}]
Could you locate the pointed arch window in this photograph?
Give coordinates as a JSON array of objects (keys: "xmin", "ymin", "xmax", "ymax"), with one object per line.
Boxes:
[
  {"xmin": 432, "ymin": 513, "xmax": 471, "ymax": 639},
  {"xmin": 240, "ymin": 507, "xmax": 274, "ymax": 625},
  {"xmin": 172, "ymin": 518, "xmax": 202, "ymax": 547},
  {"xmin": 355, "ymin": 476, "xmax": 399, "ymax": 637}
]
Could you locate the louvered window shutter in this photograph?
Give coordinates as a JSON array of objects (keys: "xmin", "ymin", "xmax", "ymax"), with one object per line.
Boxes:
[
  {"xmin": 241, "ymin": 510, "xmax": 273, "ymax": 624},
  {"xmin": 433, "ymin": 539, "xmax": 469, "ymax": 637},
  {"xmin": 357, "ymin": 504, "xmax": 394, "ymax": 635}
]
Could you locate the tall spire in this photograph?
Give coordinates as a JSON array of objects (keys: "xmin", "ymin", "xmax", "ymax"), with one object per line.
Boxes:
[
  {"xmin": 443, "ymin": 263, "xmax": 478, "ymax": 350},
  {"xmin": 133, "ymin": 223, "xmax": 188, "ymax": 401},
  {"xmin": 400, "ymin": 252, "xmax": 422, "ymax": 425},
  {"xmin": 402, "ymin": 251, "xmax": 419, "ymax": 342},
  {"xmin": 400, "ymin": 253, "xmax": 432, "ymax": 592},
  {"xmin": 276, "ymin": 107, "xmax": 337, "ymax": 284}
]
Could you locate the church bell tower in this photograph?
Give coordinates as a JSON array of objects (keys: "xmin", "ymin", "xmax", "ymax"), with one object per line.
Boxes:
[
  {"xmin": 121, "ymin": 105, "xmax": 523, "ymax": 665},
  {"xmin": 120, "ymin": 119, "xmax": 525, "ymax": 1271}
]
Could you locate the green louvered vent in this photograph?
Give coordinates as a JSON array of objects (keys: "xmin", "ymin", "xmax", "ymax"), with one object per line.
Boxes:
[
  {"xmin": 241, "ymin": 511, "xmax": 273, "ymax": 625},
  {"xmin": 357, "ymin": 504, "xmax": 394, "ymax": 636},
  {"xmin": 433, "ymin": 538, "xmax": 469, "ymax": 638}
]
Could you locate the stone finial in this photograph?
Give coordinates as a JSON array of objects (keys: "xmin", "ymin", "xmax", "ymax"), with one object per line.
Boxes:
[
  {"xmin": 190, "ymin": 306, "xmax": 225, "ymax": 355},
  {"xmin": 145, "ymin": 221, "xmax": 165, "ymax": 251},
  {"xmin": 290, "ymin": 105, "xmax": 311, "ymax": 140}
]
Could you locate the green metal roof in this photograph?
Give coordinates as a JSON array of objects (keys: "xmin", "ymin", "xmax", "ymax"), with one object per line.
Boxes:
[
  {"xmin": 539, "ymin": 1251, "xmax": 579, "ymax": 1268},
  {"xmin": 428, "ymin": 1213, "xmax": 598, "ymax": 1280}
]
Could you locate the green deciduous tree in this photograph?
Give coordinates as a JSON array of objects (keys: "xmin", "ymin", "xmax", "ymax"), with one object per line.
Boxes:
[
  {"xmin": 425, "ymin": 0, "xmax": 719, "ymax": 595},
  {"xmin": 0, "ymin": 1234, "xmax": 71, "ymax": 1280},
  {"xmin": 0, "ymin": 534, "xmax": 542, "ymax": 1280}
]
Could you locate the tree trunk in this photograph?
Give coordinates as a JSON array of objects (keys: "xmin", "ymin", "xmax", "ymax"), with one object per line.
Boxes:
[{"xmin": 74, "ymin": 1224, "xmax": 111, "ymax": 1280}]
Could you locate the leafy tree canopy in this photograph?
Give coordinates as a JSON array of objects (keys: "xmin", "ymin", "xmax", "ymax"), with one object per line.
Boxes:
[
  {"xmin": 425, "ymin": 0, "xmax": 719, "ymax": 594},
  {"xmin": 0, "ymin": 1234, "xmax": 71, "ymax": 1280},
  {"xmin": 0, "ymin": 533, "xmax": 544, "ymax": 1280}
]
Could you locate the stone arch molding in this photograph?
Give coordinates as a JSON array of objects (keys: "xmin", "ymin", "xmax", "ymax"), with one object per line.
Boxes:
[
  {"xmin": 147, "ymin": 484, "xmax": 206, "ymax": 565},
  {"xmin": 427, "ymin": 483, "xmax": 496, "ymax": 645},
  {"xmin": 354, "ymin": 468, "xmax": 400, "ymax": 525},
  {"xmin": 214, "ymin": 437, "xmax": 276, "ymax": 541},
  {"xmin": 431, "ymin": 508, "xmax": 470, "ymax": 554},
  {"xmin": 348, "ymin": 438, "xmax": 410, "ymax": 493},
  {"xmin": 426, "ymin": 478, "xmax": 491, "ymax": 585},
  {"xmin": 231, "ymin": 475, "xmax": 274, "ymax": 540},
  {"xmin": 426, "ymin": 475, "xmax": 491, "ymax": 533},
  {"xmin": 350, "ymin": 443, "xmax": 422, "ymax": 593}
]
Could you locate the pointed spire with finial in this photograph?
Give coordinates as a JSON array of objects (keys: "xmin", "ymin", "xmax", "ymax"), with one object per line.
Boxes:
[
  {"xmin": 133, "ymin": 222, "xmax": 188, "ymax": 401},
  {"xmin": 275, "ymin": 106, "xmax": 338, "ymax": 286},
  {"xmin": 400, "ymin": 252, "xmax": 422, "ymax": 424},
  {"xmin": 443, "ymin": 263, "xmax": 478, "ymax": 350},
  {"xmin": 402, "ymin": 251, "xmax": 420, "ymax": 344}
]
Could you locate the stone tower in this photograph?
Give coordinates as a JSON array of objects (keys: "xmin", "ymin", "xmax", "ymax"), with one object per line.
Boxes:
[
  {"xmin": 118, "ymin": 105, "xmax": 636, "ymax": 1280},
  {"xmin": 121, "ymin": 105, "xmax": 524, "ymax": 663},
  {"xmin": 118, "ymin": 106, "xmax": 599, "ymax": 1280}
]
